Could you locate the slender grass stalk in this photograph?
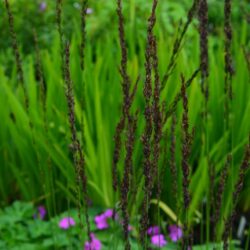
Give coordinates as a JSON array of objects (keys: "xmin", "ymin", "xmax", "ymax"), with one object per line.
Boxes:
[
  {"xmin": 140, "ymin": 1, "xmax": 158, "ymax": 248},
  {"xmin": 198, "ymin": 0, "xmax": 209, "ymax": 99},
  {"xmin": 33, "ymin": 30, "xmax": 47, "ymax": 130},
  {"xmin": 223, "ymin": 1, "xmax": 234, "ymax": 248},
  {"xmin": 180, "ymin": 74, "xmax": 193, "ymax": 249},
  {"xmin": 112, "ymin": 0, "xmax": 132, "ymax": 193},
  {"xmin": 161, "ymin": 0, "xmax": 199, "ymax": 89},
  {"xmin": 163, "ymin": 68, "xmax": 200, "ymax": 124},
  {"xmin": 121, "ymin": 113, "xmax": 138, "ymax": 250},
  {"xmin": 64, "ymin": 42, "xmax": 91, "ymax": 241},
  {"xmin": 56, "ymin": 0, "xmax": 63, "ymax": 47},
  {"xmin": 152, "ymin": 35, "xmax": 162, "ymax": 192},
  {"xmin": 198, "ymin": 0, "xmax": 210, "ymax": 246},
  {"xmin": 170, "ymin": 114, "xmax": 178, "ymax": 211},
  {"xmin": 80, "ymin": 0, "xmax": 88, "ymax": 71},
  {"xmin": 213, "ymin": 155, "xmax": 232, "ymax": 243},
  {"xmin": 4, "ymin": 0, "xmax": 29, "ymax": 110}
]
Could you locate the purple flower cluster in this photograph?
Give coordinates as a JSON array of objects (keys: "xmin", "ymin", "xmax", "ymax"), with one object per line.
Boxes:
[
  {"xmin": 148, "ymin": 226, "xmax": 167, "ymax": 248},
  {"xmin": 34, "ymin": 205, "xmax": 46, "ymax": 220},
  {"xmin": 34, "ymin": 206, "xmax": 181, "ymax": 249},
  {"xmin": 84, "ymin": 233, "xmax": 102, "ymax": 250},
  {"xmin": 147, "ymin": 225, "xmax": 183, "ymax": 248},
  {"xmin": 169, "ymin": 225, "xmax": 183, "ymax": 242},
  {"xmin": 94, "ymin": 209, "xmax": 113, "ymax": 230},
  {"xmin": 58, "ymin": 217, "xmax": 76, "ymax": 229}
]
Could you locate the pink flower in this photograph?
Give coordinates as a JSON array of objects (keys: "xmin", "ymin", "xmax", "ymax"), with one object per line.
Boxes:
[
  {"xmin": 103, "ymin": 209, "xmax": 113, "ymax": 218},
  {"xmin": 94, "ymin": 209, "xmax": 114, "ymax": 230},
  {"xmin": 84, "ymin": 233, "xmax": 102, "ymax": 250},
  {"xmin": 58, "ymin": 217, "xmax": 76, "ymax": 229},
  {"xmin": 147, "ymin": 225, "xmax": 160, "ymax": 235},
  {"xmin": 38, "ymin": 206, "xmax": 46, "ymax": 220},
  {"xmin": 86, "ymin": 8, "xmax": 93, "ymax": 14},
  {"xmin": 94, "ymin": 214, "xmax": 109, "ymax": 230},
  {"xmin": 39, "ymin": 2, "xmax": 47, "ymax": 12},
  {"xmin": 151, "ymin": 234, "xmax": 167, "ymax": 248},
  {"xmin": 169, "ymin": 225, "xmax": 183, "ymax": 242}
]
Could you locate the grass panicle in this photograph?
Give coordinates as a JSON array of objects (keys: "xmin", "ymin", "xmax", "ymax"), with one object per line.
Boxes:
[
  {"xmin": 4, "ymin": 0, "xmax": 29, "ymax": 110},
  {"xmin": 80, "ymin": 0, "xmax": 88, "ymax": 71},
  {"xmin": 152, "ymin": 36, "xmax": 163, "ymax": 192},
  {"xmin": 56, "ymin": 0, "xmax": 63, "ymax": 45},
  {"xmin": 181, "ymin": 74, "xmax": 193, "ymax": 249},
  {"xmin": 224, "ymin": 0, "xmax": 234, "ymax": 100},
  {"xmin": 139, "ymin": 1, "xmax": 158, "ymax": 247},
  {"xmin": 213, "ymin": 154, "xmax": 232, "ymax": 242},
  {"xmin": 112, "ymin": 0, "xmax": 131, "ymax": 193},
  {"xmin": 121, "ymin": 113, "xmax": 138, "ymax": 250},
  {"xmin": 33, "ymin": 30, "xmax": 47, "ymax": 130},
  {"xmin": 161, "ymin": 0, "xmax": 199, "ymax": 89},
  {"xmin": 198, "ymin": 0, "xmax": 209, "ymax": 99},
  {"xmin": 163, "ymin": 68, "xmax": 200, "ymax": 124},
  {"xmin": 170, "ymin": 114, "xmax": 178, "ymax": 210},
  {"xmin": 64, "ymin": 42, "xmax": 91, "ymax": 241}
]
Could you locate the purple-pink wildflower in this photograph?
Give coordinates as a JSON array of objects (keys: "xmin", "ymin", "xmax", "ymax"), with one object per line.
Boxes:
[
  {"xmin": 38, "ymin": 206, "xmax": 46, "ymax": 220},
  {"xmin": 86, "ymin": 8, "xmax": 93, "ymax": 15},
  {"xmin": 94, "ymin": 209, "xmax": 114, "ymax": 230},
  {"xmin": 39, "ymin": 2, "xmax": 47, "ymax": 12},
  {"xmin": 84, "ymin": 233, "xmax": 102, "ymax": 250},
  {"xmin": 103, "ymin": 209, "xmax": 113, "ymax": 218},
  {"xmin": 147, "ymin": 225, "xmax": 160, "ymax": 235},
  {"xmin": 151, "ymin": 234, "xmax": 167, "ymax": 248},
  {"xmin": 58, "ymin": 217, "xmax": 76, "ymax": 229},
  {"xmin": 95, "ymin": 214, "xmax": 109, "ymax": 230},
  {"xmin": 169, "ymin": 225, "xmax": 183, "ymax": 242}
]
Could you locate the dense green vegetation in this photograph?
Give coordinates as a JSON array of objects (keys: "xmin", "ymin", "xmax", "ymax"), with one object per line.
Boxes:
[{"xmin": 0, "ymin": 0, "xmax": 249, "ymax": 249}]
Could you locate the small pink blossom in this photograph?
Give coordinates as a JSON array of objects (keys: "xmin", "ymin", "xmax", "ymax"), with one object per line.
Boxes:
[
  {"xmin": 39, "ymin": 2, "xmax": 47, "ymax": 12},
  {"xmin": 94, "ymin": 214, "xmax": 109, "ymax": 230},
  {"xmin": 169, "ymin": 225, "xmax": 183, "ymax": 242},
  {"xmin": 94, "ymin": 209, "xmax": 114, "ymax": 230},
  {"xmin": 84, "ymin": 233, "xmax": 102, "ymax": 250},
  {"xmin": 86, "ymin": 8, "xmax": 93, "ymax": 14},
  {"xmin": 38, "ymin": 206, "xmax": 46, "ymax": 220},
  {"xmin": 151, "ymin": 234, "xmax": 167, "ymax": 248},
  {"xmin": 103, "ymin": 209, "xmax": 113, "ymax": 218},
  {"xmin": 147, "ymin": 225, "xmax": 160, "ymax": 235},
  {"xmin": 58, "ymin": 217, "xmax": 76, "ymax": 229}
]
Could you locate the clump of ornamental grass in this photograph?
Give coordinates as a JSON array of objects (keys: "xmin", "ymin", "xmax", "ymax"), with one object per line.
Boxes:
[
  {"xmin": 4, "ymin": 0, "xmax": 29, "ymax": 110},
  {"xmin": 161, "ymin": 0, "xmax": 199, "ymax": 89},
  {"xmin": 64, "ymin": 42, "xmax": 91, "ymax": 241},
  {"xmin": 223, "ymin": 139, "xmax": 250, "ymax": 250},
  {"xmin": 139, "ymin": 1, "xmax": 158, "ymax": 247},
  {"xmin": 180, "ymin": 74, "xmax": 194, "ymax": 249}
]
